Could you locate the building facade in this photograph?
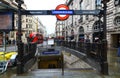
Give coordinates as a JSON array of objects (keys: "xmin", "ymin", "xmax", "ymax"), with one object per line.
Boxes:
[
  {"xmin": 107, "ymin": 0, "xmax": 120, "ymax": 48},
  {"xmin": 0, "ymin": 0, "xmax": 47, "ymax": 44},
  {"xmin": 37, "ymin": 18, "xmax": 47, "ymax": 38},
  {"xmin": 56, "ymin": 20, "xmax": 65, "ymax": 39},
  {"xmin": 63, "ymin": 0, "xmax": 96, "ymax": 42},
  {"xmin": 56, "ymin": 0, "xmax": 120, "ymax": 48}
]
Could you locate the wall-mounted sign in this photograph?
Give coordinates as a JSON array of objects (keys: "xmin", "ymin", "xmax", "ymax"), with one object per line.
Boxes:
[{"xmin": 41, "ymin": 50, "xmax": 60, "ymax": 55}]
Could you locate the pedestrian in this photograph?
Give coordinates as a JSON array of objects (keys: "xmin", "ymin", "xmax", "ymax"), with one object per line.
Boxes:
[
  {"xmin": 85, "ymin": 36, "xmax": 90, "ymax": 43},
  {"xmin": 13, "ymin": 39, "xmax": 15, "ymax": 44}
]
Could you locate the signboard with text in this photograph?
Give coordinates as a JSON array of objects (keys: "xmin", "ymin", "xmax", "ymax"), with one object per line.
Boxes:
[{"xmin": 47, "ymin": 39, "xmax": 54, "ymax": 45}]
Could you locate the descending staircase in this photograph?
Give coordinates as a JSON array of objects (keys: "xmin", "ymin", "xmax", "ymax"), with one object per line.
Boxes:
[{"xmin": 11, "ymin": 51, "xmax": 98, "ymax": 78}]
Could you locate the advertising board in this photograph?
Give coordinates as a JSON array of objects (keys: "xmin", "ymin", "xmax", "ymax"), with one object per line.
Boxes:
[{"xmin": 0, "ymin": 12, "xmax": 14, "ymax": 31}]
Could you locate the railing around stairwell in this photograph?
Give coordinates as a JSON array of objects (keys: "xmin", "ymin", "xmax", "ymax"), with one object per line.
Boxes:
[
  {"xmin": 57, "ymin": 41, "xmax": 107, "ymax": 74},
  {"xmin": 59, "ymin": 41, "xmax": 86, "ymax": 53},
  {"xmin": 58, "ymin": 41, "xmax": 103, "ymax": 62},
  {"xmin": 17, "ymin": 42, "xmax": 37, "ymax": 73},
  {"xmin": 88, "ymin": 43, "xmax": 102, "ymax": 61}
]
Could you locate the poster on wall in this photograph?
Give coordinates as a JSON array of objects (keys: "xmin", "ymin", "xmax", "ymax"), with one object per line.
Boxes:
[{"xmin": 0, "ymin": 12, "xmax": 14, "ymax": 31}]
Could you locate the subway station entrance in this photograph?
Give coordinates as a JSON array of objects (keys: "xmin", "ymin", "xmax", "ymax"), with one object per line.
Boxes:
[
  {"xmin": 12, "ymin": 1, "xmax": 108, "ymax": 75},
  {"xmin": 37, "ymin": 48, "xmax": 64, "ymax": 69},
  {"xmin": 0, "ymin": 0, "xmax": 114, "ymax": 78}
]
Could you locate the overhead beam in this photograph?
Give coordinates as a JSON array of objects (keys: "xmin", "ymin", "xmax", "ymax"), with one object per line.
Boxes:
[{"xmin": 21, "ymin": 10, "xmax": 100, "ymax": 15}]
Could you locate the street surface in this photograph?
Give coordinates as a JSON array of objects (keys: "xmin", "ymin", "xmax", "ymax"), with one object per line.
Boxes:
[{"xmin": 0, "ymin": 44, "xmax": 120, "ymax": 78}]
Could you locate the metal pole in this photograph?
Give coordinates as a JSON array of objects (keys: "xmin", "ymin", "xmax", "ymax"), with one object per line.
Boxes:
[
  {"xmin": 3, "ymin": 32, "xmax": 6, "ymax": 61},
  {"xmin": 98, "ymin": 15, "xmax": 101, "ymax": 41},
  {"xmin": 3, "ymin": 32, "xmax": 6, "ymax": 52},
  {"xmin": 103, "ymin": 3, "xmax": 107, "ymax": 40},
  {"xmin": 17, "ymin": 0, "xmax": 23, "ymax": 74},
  {"xmin": 101, "ymin": 2, "xmax": 108, "ymax": 75}
]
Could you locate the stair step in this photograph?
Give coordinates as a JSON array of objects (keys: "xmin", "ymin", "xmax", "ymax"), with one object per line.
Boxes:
[{"xmin": 11, "ymin": 69, "xmax": 97, "ymax": 78}]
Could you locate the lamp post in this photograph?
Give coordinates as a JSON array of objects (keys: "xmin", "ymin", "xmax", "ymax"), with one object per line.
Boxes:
[
  {"xmin": 98, "ymin": 14, "xmax": 102, "ymax": 41},
  {"xmin": 100, "ymin": 0, "xmax": 109, "ymax": 75},
  {"xmin": 96, "ymin": 0, "xmax": 109, "ymax": 75},
  {"xmin": 15, "ymin": 0, "xmax": 24, "ymax": 74}
]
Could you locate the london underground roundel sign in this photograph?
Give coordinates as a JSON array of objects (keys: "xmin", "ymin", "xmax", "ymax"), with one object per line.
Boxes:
[{"xmin": 55, "ymin": 4, "xmax": 69, "ymax": 21}]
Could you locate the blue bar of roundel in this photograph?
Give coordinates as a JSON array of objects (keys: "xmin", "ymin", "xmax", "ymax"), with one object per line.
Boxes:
[{"xmin": 52, "ymin": 10, "xmax": 73, "ymax": 15}]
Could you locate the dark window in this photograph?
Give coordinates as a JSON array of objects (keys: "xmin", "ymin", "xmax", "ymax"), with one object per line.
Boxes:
[
  {"xmin": 86, "ymin": 15, "xmax": 89, "ymax": 20},
  {"xmin": 79, "ymin": 26, "xmax": 84, "ymax": 34},
  {"xmin": 93, "ymin": 20, "xmax": 103, "ymax": 32},
  {"xmin": 26, "ymin": 24, "xmax": 28, "ymax": 28},
  {"xmin": 26, "ymin": 19, "xmax": 28, "ymax": 22}
]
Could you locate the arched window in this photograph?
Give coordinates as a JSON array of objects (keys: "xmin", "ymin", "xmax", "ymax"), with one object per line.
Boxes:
[
  {"xmin": 79, "ymin": 26, "xmax": 84, "ymax": 34},
  {"xmin": 93, "ymin": 20, "xmax": 103, "ymax": 32},
  {"xmin": 79, "ymin": 26, "xmax": 84, "ymax": 42},
  {"xmin": 71, "ymin": 29, "xmax": 74, "ymax": 34},
  {"xmin": 93, "ymin": 20, "xmax": 103, "ymax": 42}
]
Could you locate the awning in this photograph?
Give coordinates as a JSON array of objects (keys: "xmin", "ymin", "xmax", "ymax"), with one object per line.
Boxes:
[
  {"xmin": 56, "ymin": 36, "xmax": 64, "ymax": 39},
  {"xmin": 0, "ymin": 1, "xmax": 17, "ymax": 12},
  {"xmin": 79, "ymin": 36, "xmax": 84, "ymax": 38}
]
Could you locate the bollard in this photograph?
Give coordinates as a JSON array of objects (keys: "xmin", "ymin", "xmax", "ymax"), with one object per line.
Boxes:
[
  {"xmin": 100, "ymin": 40, "xmax": 108, "ymax": 75},
  {"xmin": 17, "ymin": 42, "xmax": 24, "ymax": 74},
  {"xmin": 100, "ymin": 61, "xmax": 108, "ymax": 75}
]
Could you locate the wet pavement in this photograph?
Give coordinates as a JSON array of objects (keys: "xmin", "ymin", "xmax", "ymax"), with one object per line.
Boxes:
[
  {"xmin": 0, "ymin": 67, "xmax": 16, "ymax": 78},
  {"xmin": 107, "ymin": 48, "xmax": 120, "ymax": 76},
  {"xmin": 0, "ymin": 47, "xmax": 120, "ymax": 78}
]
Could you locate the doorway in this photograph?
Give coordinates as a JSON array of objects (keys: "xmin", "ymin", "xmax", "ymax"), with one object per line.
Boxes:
[{"xmin": 111, "ymin": 34, "xmax": 120, "ymax": 48}]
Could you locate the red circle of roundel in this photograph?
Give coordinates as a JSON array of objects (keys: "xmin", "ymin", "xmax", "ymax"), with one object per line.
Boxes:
[{"xmin": 55, "ymin": 4, "xmax": 69, "ymax": 21}]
